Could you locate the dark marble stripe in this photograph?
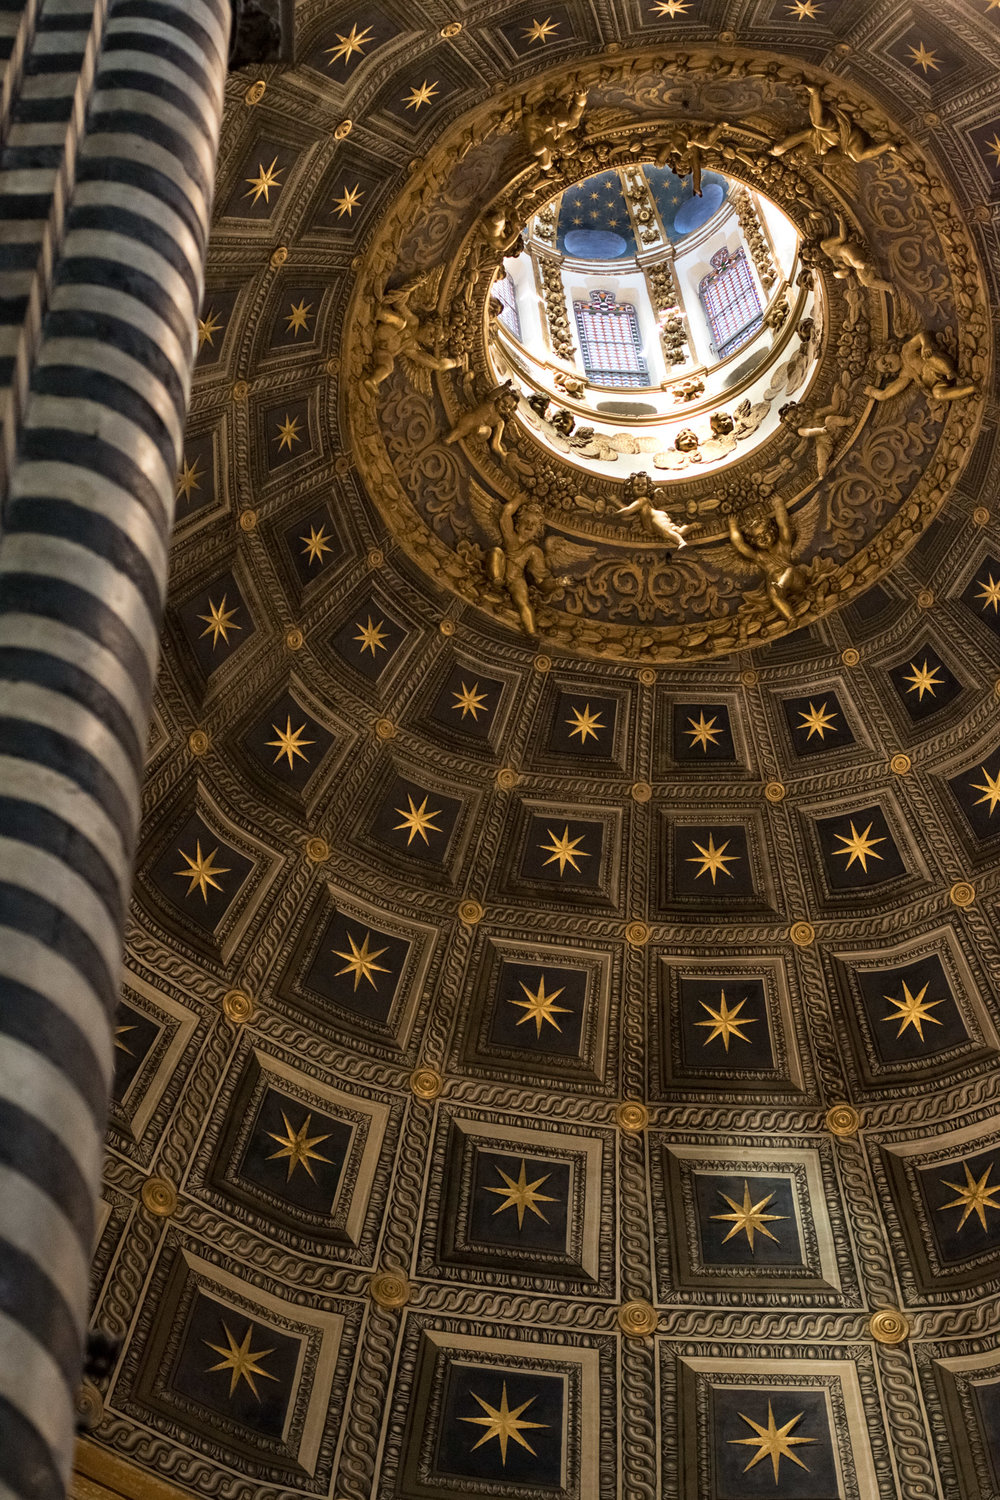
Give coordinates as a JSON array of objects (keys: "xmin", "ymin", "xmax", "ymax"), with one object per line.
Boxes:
[
  {"xmin": 0, "ymin": 718, "xmax": 136, "ymax": 846},
  {"xmin": 0, "ymin": 1240, "xmax": 83, "ymax": 1388},
  {"xmin": 0, "ymin": 1395, "xmax": 64, "ymax": 1500},
  {"xmin": 0, "ymin": 796, "xmax": 126, "ymax": 927},
  {"xmin": 0, "ymin": 978, "xmax": 107, "ymax": 1121},
  {"xmin": 0, "ymin": 1096, "xmax": 94, "ymax": 1247},
  {"xmin": 0, "ymin": 878, "xmax": 121, "ymax": 1008},
  {"xmin": 0, "ymin": 647, "xmax": 144, "ymax": 773},
  {"xmin": 4, "ymin": 495, "xmax": 165, "ymax": 620}
]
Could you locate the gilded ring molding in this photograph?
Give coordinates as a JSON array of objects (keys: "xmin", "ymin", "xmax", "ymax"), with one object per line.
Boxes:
[{"xmin": 347, "ymin": 48, "xmax": 986, "ymax": 663}]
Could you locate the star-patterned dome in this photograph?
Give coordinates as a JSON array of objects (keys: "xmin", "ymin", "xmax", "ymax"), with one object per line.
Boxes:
[{"xmin": 73, "ymin": 8, "xmax": 1000, "ymax": 1500}]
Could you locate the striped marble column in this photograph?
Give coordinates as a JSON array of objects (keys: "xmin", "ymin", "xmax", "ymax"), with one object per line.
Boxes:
[{"xmin": 0, "ymin": 0, "xmax": 230, "ymax": 1491}]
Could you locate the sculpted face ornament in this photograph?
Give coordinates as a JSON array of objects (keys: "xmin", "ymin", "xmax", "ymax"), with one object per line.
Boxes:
[{"xmin": 348, "ymin": 48, "xmax": 986, "ymax": 661}]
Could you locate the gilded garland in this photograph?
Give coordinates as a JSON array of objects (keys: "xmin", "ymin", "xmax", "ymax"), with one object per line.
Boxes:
[{"xmin": 345, "ymin": 48, "xmax": 987, "ymax": 662}]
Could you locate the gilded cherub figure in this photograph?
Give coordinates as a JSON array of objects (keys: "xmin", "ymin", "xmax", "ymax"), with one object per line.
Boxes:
[
  {"xmin": 524, "ymin": 89, "xmax": 588, "ymax": 171},
  {"xmin": 819, "ymin": 215, "xmax": 892, "ymax": 293},
  {"xmin": 469, "ymin": 490, "xmax": 594, "ymax": 636},
  {"xmin": 445, "ymin": 382, "xmax": 521, "ymax": 457},
  {"xmin": 482, "ymin": 208, "xmax": 524, "ymax": 256},
  {"xmin": 617, "ymin": 471, "xmax": 693, "ymax": 550},
  {"xmin": 654, "ymin": 122, "xmax": 724, "ymax": 197},
  {"xmin": 366, "ymin": 271, "xmax": 463, "ymax": 393},
  {"xmin": 779, "ymin": 398, "xmax": 853, "ymax": 480},
  {"xmin": 728, "ymin": 495, "xmax": 809, "ymax": 624},
  {"xmin": 490, "ymin": 497, "xmax": 564, "ymax": 635},
  {"xmin": 771, "ymin": 85, "xmax": 895, "ymax": 164},
  {"xmin": 864, "ymin": 332, "xmax": 977, "ymax": 405}
]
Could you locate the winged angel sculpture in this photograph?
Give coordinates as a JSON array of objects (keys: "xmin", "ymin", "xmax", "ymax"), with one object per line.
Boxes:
[
  {"xmin": 365, "ymin": 266, "xmax": 463, "ymax": 395},
  {"xmin": 468, "ymin": 489, "xmax": 594, "ymax": 636},
  {"xmin": 727, "ymin": 493, "xmax": 817, "ymax": 625}
]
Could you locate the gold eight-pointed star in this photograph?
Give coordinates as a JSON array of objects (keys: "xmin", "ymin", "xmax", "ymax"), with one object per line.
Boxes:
[
  {"xmin": 831, "ymin": 820, "xmax": 885, "ymax": 873},
  {"xmin": 939, "ymin": 1160, "xmax": 1000, "ymax": 1231},
  {"xmin": 203, "ymin": 1323, "xmax": 277, "ymax": 1400},
  {"xmin": 696, "ymin": 991, "xmax": 757, "ymax": 1051},
  {"xmin": 566, "ymin": 703, "xmax": 605, "ymax": 744},
  {"xmin": 460, "ymin": 1384, "xmax": 548, "ymax": 1465},
  {"xmin": 882, "ymin": 981, "xmax": 944, "ymax": 1041},
  {"xmin": 394, "ymin": 793, "xmax": 443, "ymax": 846},
  {"xmin": 198, "ymin": 595, "xmax": 240, "ymax": 648},
  {"xmin": 687, "ymin": 833, "xmax": 738, "ymax": 885},
  {"xmin": 266, "ymin": 716, "xmax": 313, "ymax": 770},
  {"xmin": 174, "ymin": 841, "xmax": 229, "ymax": 902},
  {"xmin": 332, "ymin": 929, "xmax": 390, "ymax": 990},
  {"xmin": 798, "ymin": 700, "xmax": 837, "ymax": 740},
  {"xmin": 540, "ymin": 825, "xmax": 589, "ymax": 875},
  {"xmin": 685, "ymin": 712, "xmax": 721, "ymax": 751},
  {"xmin": 266, "ymin": 1110, "xmax": 332, "ymax": 1182},
  {"xmin": 485, "ymin": 1159, "xmax": 556, "ymax": 1227},
  {"xmin": 511, "ymin": 975, "xmax": 571, "ymax": 1036},
  {"xmin": 711, "ymin": 1180, "xmax": 787, "ymax": 1251},
  {"xmin": 903, "ymin": 659, "xmax": 943, "ymax": 701},
  {"xmin": 730, "ymin": 1403, "xmax": 815, "ymax": 1482},
  {"xmin": 244, "ymin": 157, "xmax": 282, "ymax": 206}
]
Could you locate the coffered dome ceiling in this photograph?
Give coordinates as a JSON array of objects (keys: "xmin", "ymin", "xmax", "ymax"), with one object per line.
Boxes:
[{"xmin": 79, "ymin": 4, "xmax": 1000, "ymax": 1500}]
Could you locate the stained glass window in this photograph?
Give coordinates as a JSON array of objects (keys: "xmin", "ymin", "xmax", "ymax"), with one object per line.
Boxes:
[
  {"xmin": 699, "ymin": 247, "xmax": 762, "ymax": 358},
  {"xmin": 494, "ymin": 275, "xmax": 521, "ymax": 339},
  {"xmin": 572, "ymin": 289, "xmax": 649, "ymax": 388}
]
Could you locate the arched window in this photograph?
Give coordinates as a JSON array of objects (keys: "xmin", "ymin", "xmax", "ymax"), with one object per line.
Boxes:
[
  {"xmin": 494, "ymin": 275, "xmax": 521, "ymax": 339},
  {"xmin": 572, "ymin": 289, "xmax": 648, "ymax": 388},
  {"xmin": 699, "ymin": 247, "xmax": 762, "ymax": 358}
]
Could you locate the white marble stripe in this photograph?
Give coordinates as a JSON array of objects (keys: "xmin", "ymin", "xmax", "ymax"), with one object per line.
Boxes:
[
  {"xmin": 34, "ymin": 336, "xmax": 187, "ymax": 455},
  {"xmin": 0, "ymin": 834, "xmax": 124, "ymax": 983},
  {"xmin": 49, "ymin": 254, "xmax": 197, "ymax": 378},
  {"xmin": 105, "ymin": 0, "xmax": 228, "ymax": 81},
  {"xmin": 0, "ymin": 677, "xmax": 141, "ymax": 827},
  {"xmin": 0, "ymin": 1164, "xmax": 90, "ymax": 1336},
  {"xmin": 5, "ymin": 459, "xmax": 170, "ymax": 591},
  {"xmin": 0, "ymin": 608, "xmax": 159, "ymax": 750},
  {"xmin": 0, "ymin": 928, "xmax": 111, "ymax": 1085},
  {"xmin": 0, "ymin": 755, "xmax": 129, "ymax": 898},
  {"xmin": 0, "ymin": 1309, "xmax": 77, "ymax": 1482},
  {"xmin": 97, "ymin": 43, "xmax": 218, "ymax": 130},
  {"xmin": 16, "ymin": 390, "xmax": 176, "ymax": 510},
  {"xmin": 1, "ymin": 510, "xmax": 171, "ymax": 675},
  {"xmin": 0, "ymin": 1027, "xmax": 105, "ymax": 1188},
  {"xmin": 69, "ymin": 177, "xmax": 210, "ymax": 301},
  {"xmin": 90, "ymin": 86, "xmax": 219, "ymax": 182},
  {"xmin": 104, "ymin": 15, "xmax": 225, "ymax": 85},
  {"xmin": 78, "ymin": 132, "xmax": 212, "ymax": 232},
  {"xmin": 53, "ymin": 226, "xmax": 198, "ymax": 349}
]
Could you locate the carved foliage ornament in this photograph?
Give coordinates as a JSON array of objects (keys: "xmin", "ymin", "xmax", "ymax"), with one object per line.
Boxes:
[{"xmin": 346, "ymin": 50, "xmax": 986, "ymax": 663}]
